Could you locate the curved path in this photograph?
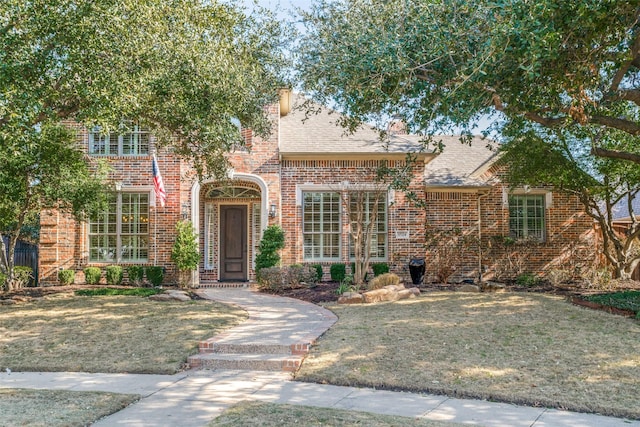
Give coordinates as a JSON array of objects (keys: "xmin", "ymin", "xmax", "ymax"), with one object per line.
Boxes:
[{"xmin": 1, "ymin": 287, "xmax": 638, "ymax": 427}]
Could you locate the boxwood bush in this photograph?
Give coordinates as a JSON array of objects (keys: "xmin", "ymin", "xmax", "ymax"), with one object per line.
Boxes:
[
  {"xmin": 145, "ymin": 266, "xmax": 164, "ymax": 287},
  {"xmin": 58, "ymin": 269, "xmax": 75, "ymax": 286},
  {"xmin": 84, "ymin": 267, "xmax": 102, "ymax": 285},
  {"xmin": 105, "ymin": 265, "xmax": 124, "ymax": 286},
  {"xmin": 330, "ymin": 263, "xmax": 346, "ymax": 282}
]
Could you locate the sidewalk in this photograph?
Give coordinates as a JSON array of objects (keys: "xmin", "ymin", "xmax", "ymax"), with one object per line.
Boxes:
[{"xmin": 1, "ymin": 287, "xmax": 638, "ymax": 427}]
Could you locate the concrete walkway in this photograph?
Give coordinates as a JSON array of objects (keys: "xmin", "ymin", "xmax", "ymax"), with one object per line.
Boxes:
[{"xmin": 1, "ymin": 287, "xmax": 638, "ymax": 427}]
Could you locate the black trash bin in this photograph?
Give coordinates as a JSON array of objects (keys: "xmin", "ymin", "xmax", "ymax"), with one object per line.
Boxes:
[{"xmin": 408, "ymin": 258, "xmax": 425, "ymax": 285}]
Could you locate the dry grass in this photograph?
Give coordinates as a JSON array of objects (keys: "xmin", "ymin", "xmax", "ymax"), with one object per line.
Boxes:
[
  {"xmin": 296, "ymin": 292, "xmax": 640, "ymax": 420},
  {"xmin": 0, "ymin": 294, "xmax": 247, "ymax": 374},
  {"xmin": 209, "ymin": 401, "xmax": 468, "ymax": 427},
  {"xmin": 0, "ymin": 388, "xmax": 137, "ymax": 427}
]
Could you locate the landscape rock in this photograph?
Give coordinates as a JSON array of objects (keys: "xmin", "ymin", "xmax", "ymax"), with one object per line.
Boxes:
[
  {"xmin": 337, "ymin": 292, "xmax": 364, "ymax": 304},
  {"xmin": 0, "ymin": 299, "xmax": 17, "ymax": 305},
  {"xmin": 458, "ymin": 284, "xmax": 480, "ymax": 293},
  {"xmin": 149, "ymin": 290, "xmax": 192, "ymax": 302},
  {"xmin": 481, "ymin": 282, "xmax": 507, "ymax": 293},
  {"xmin": 363, "ymin": 288, "xmax": 399, "ymax": 303},
  {"xmin": 408, "ymin": 287, "xmax": 421, "ymax": 296},
  {"xmin": 396, "ymin": 289, "xmax": 417, "ymax": 300}
]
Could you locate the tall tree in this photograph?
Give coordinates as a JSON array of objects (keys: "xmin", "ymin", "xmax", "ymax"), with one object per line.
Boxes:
[
  {"xmin": 298, "ymin": 0, "xmax": 640, "ymax": 278},
  {"xmin": 298, "ymin": 1, "xmax": 639, "ymax": 158},
  {"xmin": 0, "ymin": 0, "xmax": 289, "ymax": 285}
]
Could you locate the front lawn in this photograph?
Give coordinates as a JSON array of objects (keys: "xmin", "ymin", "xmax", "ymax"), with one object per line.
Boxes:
[
  {"xmin": 297, "ymin": 292, "xmax": 640, "ymax": 420},
  {"xmin": 0, "ymin": 293, "xmax": 247, "ymax": 374},
  {"xmin": 0, "ymin": 389, "xmax": 138, "ymax": 427},
  {"xmin": 209, "ymin": 401, "xmax": 467, "ymax": 427}
]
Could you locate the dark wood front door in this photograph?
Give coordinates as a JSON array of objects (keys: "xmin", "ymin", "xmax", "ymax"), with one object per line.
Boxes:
[{"xmin": 220, "ymin": 205, "xmax": 247, "ymax": 281}]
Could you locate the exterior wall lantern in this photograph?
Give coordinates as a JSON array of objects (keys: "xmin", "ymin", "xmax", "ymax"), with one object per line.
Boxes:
[
  {"xmin": 181, "ymin": 203, "xmax": 190, "ymax": 220},
  {"xmin": 269, "ymin": 204, "xmax": 277, "ymax": 218}
]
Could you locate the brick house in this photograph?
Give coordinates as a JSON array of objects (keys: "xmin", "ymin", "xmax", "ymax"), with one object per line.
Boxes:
[{"xmin": 38, "ymin": 91, "xmax": 596, "ymax": 285}]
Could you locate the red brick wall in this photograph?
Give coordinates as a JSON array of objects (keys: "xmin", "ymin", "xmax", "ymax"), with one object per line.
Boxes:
[
  {"xmin": 423, "ymin": 183, "xmax": 596, "ymax": 283},
  {"xmin": 279, "ymin": 159, "xmax": 426, "ymax": 284},
  {"xmin": 39, "ymin": 126, "xmax": 184, "ymax": 285}
]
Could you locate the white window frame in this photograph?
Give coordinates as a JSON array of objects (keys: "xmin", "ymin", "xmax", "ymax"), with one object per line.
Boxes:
[
  {"xmin": 88, "ymin": 191, "xmax": 150, "ymax": 263},
  {"xmin": 302, "ymin": 191, "xmax": 342, "ymax": 261},
  {"xmin": 88, "ymin": 124, "xmax": 150, "ymax": 156},
  {"xmin": 349, "ymin": 191, "xmax": 388, "ymax": 261},
  {"xmin": 508, "ymin": 193, "xmax": 547, "ymax": 242}
]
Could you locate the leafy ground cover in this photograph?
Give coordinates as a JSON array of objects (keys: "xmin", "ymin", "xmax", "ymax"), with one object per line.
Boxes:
[
  {"xmin": 74, "ymin": 287, "xmax": 163, "ymax": 297},
  {"xmin": 584, "ymin": 290, "xmax": 640, "ymax": 316},
  {"xmin": 209, "ymin": 401, "xmax": 467, "ymax": 427},
  {"xmin": 0, "ymin": 389, "xmax": 137, "ymax": 427},
  {"xmin": 295, "ymin": 292, "xmax": 640, "ymax": 420},
  {"xmin": 0, "ymin": 292, "xmax": 247, "ymax": 374}
]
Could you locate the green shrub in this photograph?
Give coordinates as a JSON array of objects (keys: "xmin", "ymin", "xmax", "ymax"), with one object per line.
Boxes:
[
  {"xmin": 145, "ymin": 266, "xmax": 164, "ymax": 287},
  {"xmin": 311, "ymin": 264, "xmax": 324, "ymax": 281},
  {"xmin": 105, "ymin": 265, "xmax": 123, "ymax": 286},
  {"xmin": 336, "ymin": 281, "xmax": 352, "ymax": 295},
  {"xmin": 256, "ymin": 266, "xmax": 286, "ymax": 292},
  {"xmin": 372, "ymin": 263, "xmax": 390, "ymax": 277},
  {"xmin": 171, "ymin": 220, "xmax": 199, "ymax": 288},
  {"xmin": 330, "ymin": 263, "xmax": 346, "ymax": 282},
  {"xmin": 515, "ymin": 273, "xmax": 539, "ymax": 287},
  {"xmin": 287, "ymin": 264, "xmax": 319, "ymax": 288},
  {"xmin": 0, "ymin": 272, "xmax": 6, "ymax": 290},
  {"xmin": 58, "ymin": 269, "xmax": 75, "ymax": 285},
  {"xmin": 75, "ymin": 288, "xmax": 162, "ymax": 297},
  {"xmin": 255, "ymin": 225, "xmax": 285, "ymax": 277},
  {"xmin": 126, "ymin": 265, "xmax": 145, "ymax": 286},
  {"xmin": 84, "ymin": 267, "xmax": 102, "ymax": 285},
  {"xmin": 13, "ymin": 266, "xmax": 33, "ymax": 288},
  {"xmin": 367, "ymin": 273, "xmax": 401, "ymax": 290}
]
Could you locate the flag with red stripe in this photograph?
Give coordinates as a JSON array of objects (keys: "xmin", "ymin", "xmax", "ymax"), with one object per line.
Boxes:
[{"xmin": 152, "ymin": 154, "xmax": 167, "ymax": 207}]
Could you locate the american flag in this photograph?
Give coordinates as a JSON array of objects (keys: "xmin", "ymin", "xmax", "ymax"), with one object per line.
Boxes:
[{"xmin": 152, "ymin": 154, "xmax": 167, "ymax": 207}]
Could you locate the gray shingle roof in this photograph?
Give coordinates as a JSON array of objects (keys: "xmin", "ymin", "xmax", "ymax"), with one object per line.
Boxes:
[
  {"xmin": 423, "ymin": 136, "xmax": 498, "ymax": 188},
  {"xmin": 279, "ymin": 93, "xmax": 498, "ymax": 187},
  {"xmin": 279, "ymin": 94, "xmax": 428, "ymax": 157}
]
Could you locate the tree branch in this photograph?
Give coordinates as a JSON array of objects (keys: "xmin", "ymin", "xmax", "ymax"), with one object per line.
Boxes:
[{"xmin": 591, "ymin": 146, "xmax": 640, "ymax": 163}]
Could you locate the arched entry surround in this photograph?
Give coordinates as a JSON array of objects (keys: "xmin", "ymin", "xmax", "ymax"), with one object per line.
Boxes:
[{"xmin": 190, "ymin": 173, "xmax": 270, "ymax": 283}]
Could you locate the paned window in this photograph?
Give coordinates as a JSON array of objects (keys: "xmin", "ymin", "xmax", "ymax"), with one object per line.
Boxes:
[
  {"xmin": 89, "ymin": 125, "xmax": 149, "ymax": 156},
  {"xmin": 349, "ymin": 192, "xmax": 387, "ymax": 260},
  {"xmin": 89, "ymin": 193, "xmax": 149, "ymax": 262},
  {"xmin": 303, "ymin": 192, "xmax": 341, "ymax": 260},
  {"xmin": 509, "ymin": 195, "xmax": 545, "ymax": 241}
]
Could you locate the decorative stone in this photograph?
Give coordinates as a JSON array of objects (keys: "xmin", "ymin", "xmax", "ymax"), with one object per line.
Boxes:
[
  {"xmin": 481, "ymin": 282, "xmax": 506, "ymax": 293},
  {"xmin": 408, "ymin": 287, "xmax": 421, "ymax": 296},
  {"xmin": 149, "ymin": 290, "xmax": 192, "ymax": 302},
  {"xmin": 458, "ymin": 284, "xmax": 480, "ymax": 293},
  {"xmin": 338, "ymin": 292, "xmax": 364, "ymax": 304},
  {"xmin": 363, "ymin": 288, "xmax": 399, "ymax": 303},
  {"xmin": 396, "ymin": 289, "xmax": 416, "ymax": 300}
]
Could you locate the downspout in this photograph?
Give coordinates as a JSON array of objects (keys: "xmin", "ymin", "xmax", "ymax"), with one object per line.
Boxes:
[{"xmin": 477, "ymin": 190, "xmax": 490, "ymax": 284}]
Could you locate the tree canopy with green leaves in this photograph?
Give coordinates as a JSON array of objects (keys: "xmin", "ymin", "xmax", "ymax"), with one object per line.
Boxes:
[
  {"xmin": 298, "ymin": 1, "xmax": 639, "ymax": 154},
  {"xmin": 297, "ymin": 0, "xmax": 640, "ymax": 278},
  {"xmin": 0, "ymin": 0, "xmax": 289, "ymax": 286}
]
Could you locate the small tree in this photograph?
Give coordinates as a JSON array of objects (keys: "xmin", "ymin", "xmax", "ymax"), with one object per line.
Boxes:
[
  {"xmin": 255, "ymin": 225, "xmax": 285, "ymax": 277},
  {"xmin": 340, "ymin": 181, "xmax": 388, "ymax": 287},
  {"xmin": 171, "ymin": 220, "xmax": 199, "ymax": 288}
]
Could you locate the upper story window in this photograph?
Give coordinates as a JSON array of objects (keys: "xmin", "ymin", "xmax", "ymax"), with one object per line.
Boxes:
[
  {"xmin": 89, "ymin": 124, "xmax": 149, "ymax": 156},
  {"xmin": 509, "ymin": 194, "xmax": 545, "ymax": 241}
]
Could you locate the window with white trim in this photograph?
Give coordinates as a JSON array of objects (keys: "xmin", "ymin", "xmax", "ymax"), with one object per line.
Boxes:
[
  {"xmin": 509, "ymin": 195, "xmax": 545, "ymax": 241},
  {"xmin": 89, "ymin": 193, "xmax": 149, "ymax": 262},
  {"xmin": 349, "ymin": 192, "xmax": 387, "ymax": 260},
  {"xmin": 303, "ymin": 192, "xmax": 341, "ymax": 260},
  {"xmin": 89, "ymin": 124, "xmax": 149, "ymax": 156}
]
